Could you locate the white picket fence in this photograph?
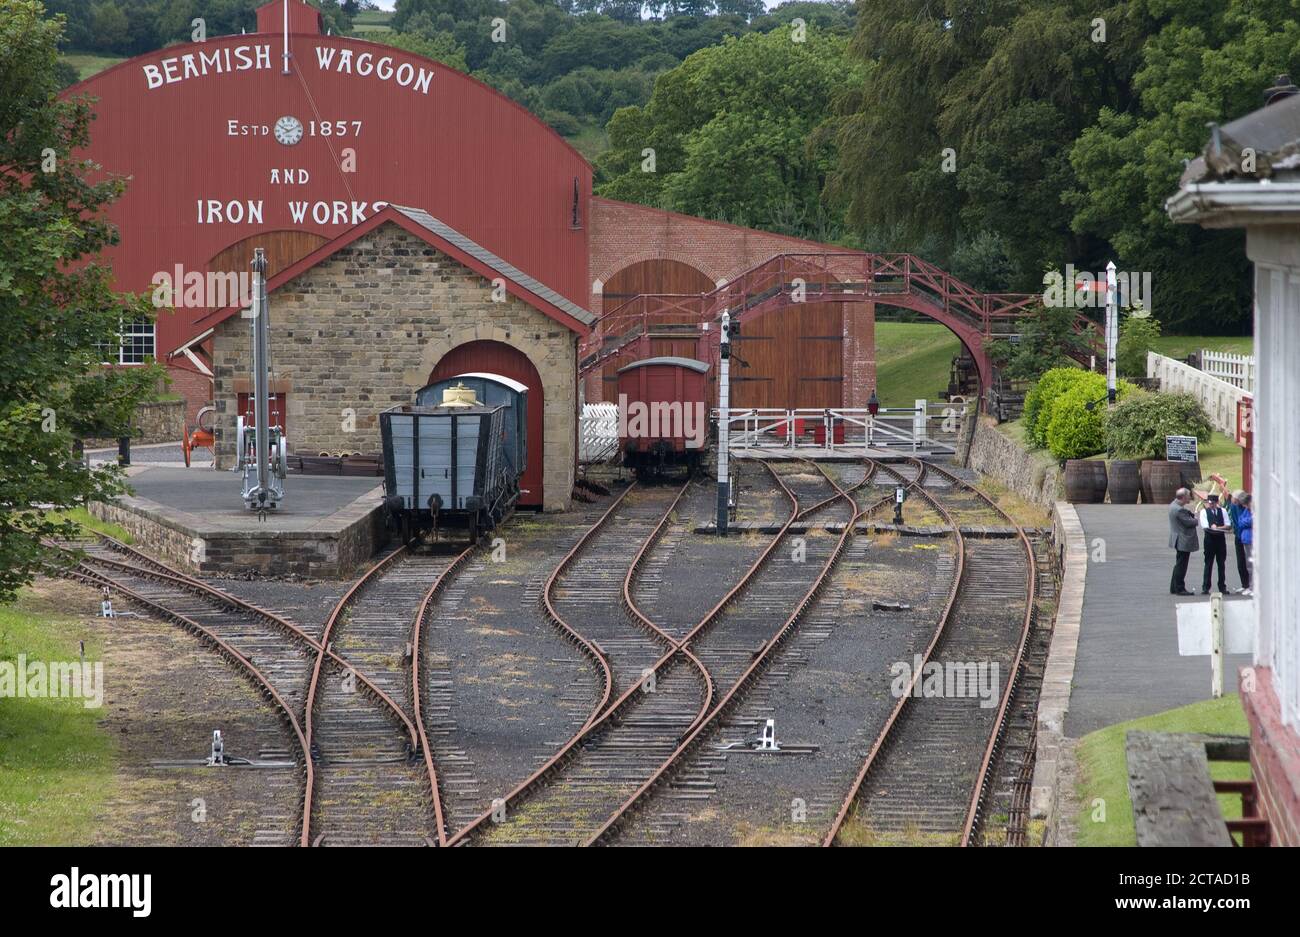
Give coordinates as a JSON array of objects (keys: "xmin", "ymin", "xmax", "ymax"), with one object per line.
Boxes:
[
  {"xmin": 1200, "ymin": 350, "xmax": 1255, "ymax": 392},
  {"xmin": 579, "ymin": 403, "xmax": 620, "ymax": 463},
  {"xmin": 1147, "ymin": 352, "xmax": 1250, "ymax": 435}
]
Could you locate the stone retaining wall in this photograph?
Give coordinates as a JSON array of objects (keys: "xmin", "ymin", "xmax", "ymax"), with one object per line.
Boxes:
[
  {"xmin": 89, "ymin": 492, "xmax": 385, "ymax": 579},
  {"xmin": 966, "ymin": 415, "xmax": 1062, "ymax": 509},
  {"xmin": 84, "ymin": 399, "xmax": 186, "ymax": 447}
]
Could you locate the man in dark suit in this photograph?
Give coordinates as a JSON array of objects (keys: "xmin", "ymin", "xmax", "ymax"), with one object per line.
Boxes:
[
  {"xmin": 1168, "ymin": 488, "xmax": 1199, "ymax": 596},
  {"xmin": 1199, "ymin": 492, "xmax": 1231, "ymax": 594}
]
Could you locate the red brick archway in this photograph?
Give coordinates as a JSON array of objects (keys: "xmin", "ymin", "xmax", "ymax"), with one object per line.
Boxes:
[{"xmin": 430, "ymin": 340, "xmax": 545, "ymax": 509}]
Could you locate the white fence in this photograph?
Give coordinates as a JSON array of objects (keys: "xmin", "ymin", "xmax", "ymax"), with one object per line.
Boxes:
[
  {"xmin": 1200, "ymin": 350, "xmax": 1255, "ymax": 392},
  {"xmin": 716, "ymin": 400, "xmax": 965, "ymax": 454},
  {"xmin": 579, "ymin": 403, "xmax": 619, "ymax": 463},
  {"xmin": 1147, "ymin": 352, "xmax": 1250, "ymax": 435}
]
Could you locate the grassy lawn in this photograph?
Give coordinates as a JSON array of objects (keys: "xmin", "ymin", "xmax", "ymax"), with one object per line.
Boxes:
[
  {"xmin": 1151, "ymin": 335, "xmax": 1254, "ymax": 360},
  {"xmin": 1196, "ymin": 431, "xmax": 1246, "ymax": 494},
  {"xmin": 352, "ymin": 9, "xmax": 393, "ymax": 34},
  {"xmin": 60, "ymin": 51, "xmax": 127, "ymax": 81},
  {"xmin": 874, "ymin": 321, "xmax": 961, "ymax": 408},
  {"xmin": 0, "ymin": 587, "xmax": 115, "ymax": 845},
  {"xmin": 48, "ymin": 506, "xmax": 134, "ymax": 544},
  {"xmin": 1074, "ymin": 695, "xmax": 1250, "ymax": 847},
  {"xmin": 566, "ymin": 121, "xmax": 609, "ymax": 161}
]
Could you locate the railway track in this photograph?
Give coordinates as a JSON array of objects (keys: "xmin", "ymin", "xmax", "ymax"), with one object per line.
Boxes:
[
  {"xmin": 400, "ymin": 489, "xmax": 650, "ymax": 837},
  {"xmin": 822, "ymin": 458, "xmax": 1037, "ymax": 847},
  {"xmin": 303, "ymin": 543, "xmax": 469, "ymax": 846},
  {"xmin": 61, "ymin": 534, "xmax": 436, "ymax": 846},
  {"xmin": 441, "ymin": 479, "xmax": 707, "ymax": 845},
  {"xmin": 575, "ymin": 459, "xmax": 874, "ymax": 845},
  {"xmin": 609, "ymin": 459, "xmax": 953, "ymax": 845},
  {"xmin": 56, "ymin": 453, "xmax": 1037, "ymax": 847}
]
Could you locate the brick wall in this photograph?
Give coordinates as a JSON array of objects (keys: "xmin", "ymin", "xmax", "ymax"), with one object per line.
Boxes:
[
  {"xmin": 211, "ymin": 221, "xmax": 578, "ymax": 511},
  {"xmin": 589, "ymin": 198, "xmax": 852, "ymax": 289},
  {"xmin": 588, "ymin": 198, "xmax": 875, "ymax": 406},
  {"xmin": 842, "ymin": 301, "xmax": 876, "ymax": 408},
  {"xmin": 167, "ymin": 366, "xmax": 213, "ymax": 428},
  {"xmin": 1242, "ymin": 666, "xmax": 1300, "ymax": 846}
]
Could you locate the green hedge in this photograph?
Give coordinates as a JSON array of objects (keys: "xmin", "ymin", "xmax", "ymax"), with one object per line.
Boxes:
[
  {"xmin": 1023, "ymin": 367, "xmax": 1088, "ymax": 448},
  {"xmin": 1045, "ymin": 372, "xmax": 1138, "ymax": 460}
]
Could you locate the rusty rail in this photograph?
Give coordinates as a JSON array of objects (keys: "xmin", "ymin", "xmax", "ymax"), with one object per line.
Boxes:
[
  {"xmin": 584, "ymin": 458, "xmax": 876, "ymax": 845},
  {"xmin": 821, "ymin": 458, "xmax": 962, "ymax": 845},
  {"xmin": 68, "ymin": 532, "xmax": 425, "ymax": 847},
  {"xmin": 922, "ymin": 460, "xmax": 1038, "ymax": 846},
  {"xmin": 411, "ymin": 542, "xmax": 480, "ymax": 846},
  {"xmin": 820, "ymin": 457, "xmax": 1037, "ymax": 846},
  {"xmin": 443, "ymin": 477, "xmax": 699, "ymax": 845},
  {"xmin": 64, "ymin": 562, "xmax": 316, "ymax": 847}
]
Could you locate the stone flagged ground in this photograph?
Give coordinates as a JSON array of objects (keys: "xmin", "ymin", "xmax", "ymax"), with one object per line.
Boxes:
[{"xmin": 1065, "ymin": 504, "xmax": 1252, "ymax": 738}]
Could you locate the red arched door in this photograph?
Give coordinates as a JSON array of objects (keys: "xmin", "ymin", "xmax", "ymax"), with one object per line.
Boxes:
[{"xmin": 430, "ymin": 340, "xmax": 545, "ymax": 509}]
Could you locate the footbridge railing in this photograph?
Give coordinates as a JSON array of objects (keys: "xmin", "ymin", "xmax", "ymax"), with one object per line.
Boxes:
[{"xmin": 579, "ymin": 252, "xmax": 1101, "ymax": 383}]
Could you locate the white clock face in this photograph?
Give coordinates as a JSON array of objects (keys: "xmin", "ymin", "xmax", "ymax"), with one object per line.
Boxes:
[{"xmin": 274, "ymin": 116, "xmax": 303, "ymax": 146}]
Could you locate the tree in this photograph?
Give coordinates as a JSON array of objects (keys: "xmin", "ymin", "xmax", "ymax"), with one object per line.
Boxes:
[
  {"xmin": 984, "ymin": 302, "xmax": 1096, "ymax": 382},
  {"xmin": 1116, "ymin": 312, "xmax": 1161, "ymax": 378},
  {"xmin": 374, "ymin": 27, "xmax": 469, "ymax": 71},
  {"xmin": 596, "ymin": 27, "xmax": 861, "ymax": 233},
  {"xmin": 0, "ymin": 1, "xmax": 162, "ymax": 602}
]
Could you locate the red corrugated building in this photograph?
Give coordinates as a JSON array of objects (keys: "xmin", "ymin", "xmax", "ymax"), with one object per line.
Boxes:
[{"xmin": 63, "ymin": 0, "xmax": 885, "ymax": 507}]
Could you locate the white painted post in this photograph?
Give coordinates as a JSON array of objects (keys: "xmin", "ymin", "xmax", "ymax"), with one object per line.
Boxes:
[
  {"xmin": 913, "ymin": 399, "xmax": 927, "ymax": 452},
  {"xmin": 1211, "ymin": 591, "xmax": 1224, "ymax": 699},
  {"xmin": 282, "ymin": 0, "xmax": 290, "ymax": 74},
  {"xmin": 717, "ymin": 311, "xmax": 731, "ymax": 535},
  {"xmin": 1105, "ymin": 261, "xmax": 1118, "ymax": 407}
]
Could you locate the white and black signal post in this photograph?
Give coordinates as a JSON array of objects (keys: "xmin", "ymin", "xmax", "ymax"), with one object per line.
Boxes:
[
  {"xmin": 717, "ymin": 310, "xmax": 732, "ymax": 535},
  {"xmin": 1105, "ymin": 260, "xmax": 1118, "ymax": 407}
]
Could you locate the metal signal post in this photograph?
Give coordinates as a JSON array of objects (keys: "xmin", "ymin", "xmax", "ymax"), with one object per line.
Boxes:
[
  {"xmin": 716, "ymin": 310, "xmax": 731, "ymax": 535},
  {"xmin": 240, "ymin": 248, "xmax": 287, "ymax": 513}
]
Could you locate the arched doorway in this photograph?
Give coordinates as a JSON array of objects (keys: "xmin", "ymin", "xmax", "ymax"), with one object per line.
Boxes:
[
  {"xmin": 430, "ymin": 340, "xmax": 545, "ymax": 509},
  {"xmin": 596, "ymin": 258, "xmax": 715, "ymax": 402}
]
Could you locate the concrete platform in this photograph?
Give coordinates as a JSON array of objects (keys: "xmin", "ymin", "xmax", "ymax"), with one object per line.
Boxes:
[
  {"xmin": 89, "ymin": 466, "xmax": 386, "ymax": 578},
  {"xmin": 1064, "ymin": 504, "xmax": 1253, "ymax": 738}
]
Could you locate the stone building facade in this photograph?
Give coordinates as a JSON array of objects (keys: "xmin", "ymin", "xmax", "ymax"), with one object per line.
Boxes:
[{"xmin": 211, "ymin": 213, "xmax": 586, "ymax": 511}]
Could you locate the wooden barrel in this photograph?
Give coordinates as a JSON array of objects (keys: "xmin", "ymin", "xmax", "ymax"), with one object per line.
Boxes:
[
  {"xmin": 1150, "ymin": 461, "xmax": 1185, "ymax": 504},
  {"xmin": 1088, "ymin": 461, "xmax": 1109, "ymax": 503},
  {"xmin": 1178, "ymin": 460, "xmax": 1203, "ymax": 487},
  {"xmin": 1140, "ymin": 460, "xmax": 1156, "ymax": 503},
  {"xmin": 1064, "ymin": 460, "xmax": 1099, "ymax": 503},
  {"xmin": 1109, "ymin": 460, "xmax": 1140, "ymax": 503}
]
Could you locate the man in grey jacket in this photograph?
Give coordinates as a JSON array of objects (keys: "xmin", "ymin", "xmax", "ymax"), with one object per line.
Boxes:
[{"xmin": 1168, "ymin": 488, "xmax": 1199, "ymax": 596}]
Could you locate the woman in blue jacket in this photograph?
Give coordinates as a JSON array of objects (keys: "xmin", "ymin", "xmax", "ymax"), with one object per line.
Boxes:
[{"xmin": 1232, "ymin": 492, "xmax": 1253, "ymax": 596}]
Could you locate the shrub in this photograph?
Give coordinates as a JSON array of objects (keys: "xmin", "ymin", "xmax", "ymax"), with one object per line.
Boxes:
[
  {"xmin": 1103, "ymin": 392, "xmax": 1214, "ymax": 460},
  {"xmin": 1045, "ymin": 374, "xmax": 1138, "ymax": 460},
  {"xmin": 1023, "ymin": 367, "xmax": 1088, "ymax": 448}
]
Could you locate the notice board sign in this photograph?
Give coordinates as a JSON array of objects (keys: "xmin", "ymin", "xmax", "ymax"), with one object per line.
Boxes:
[{"xmin": 1166, "ymin": 435, "xmax": 1199, "ymax": 462}]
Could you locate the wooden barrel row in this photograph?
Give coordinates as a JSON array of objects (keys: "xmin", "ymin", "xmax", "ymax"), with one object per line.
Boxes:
[{"xmin": 1065, "ymin": 459, "xmax": 1202, "ymax": 504}]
